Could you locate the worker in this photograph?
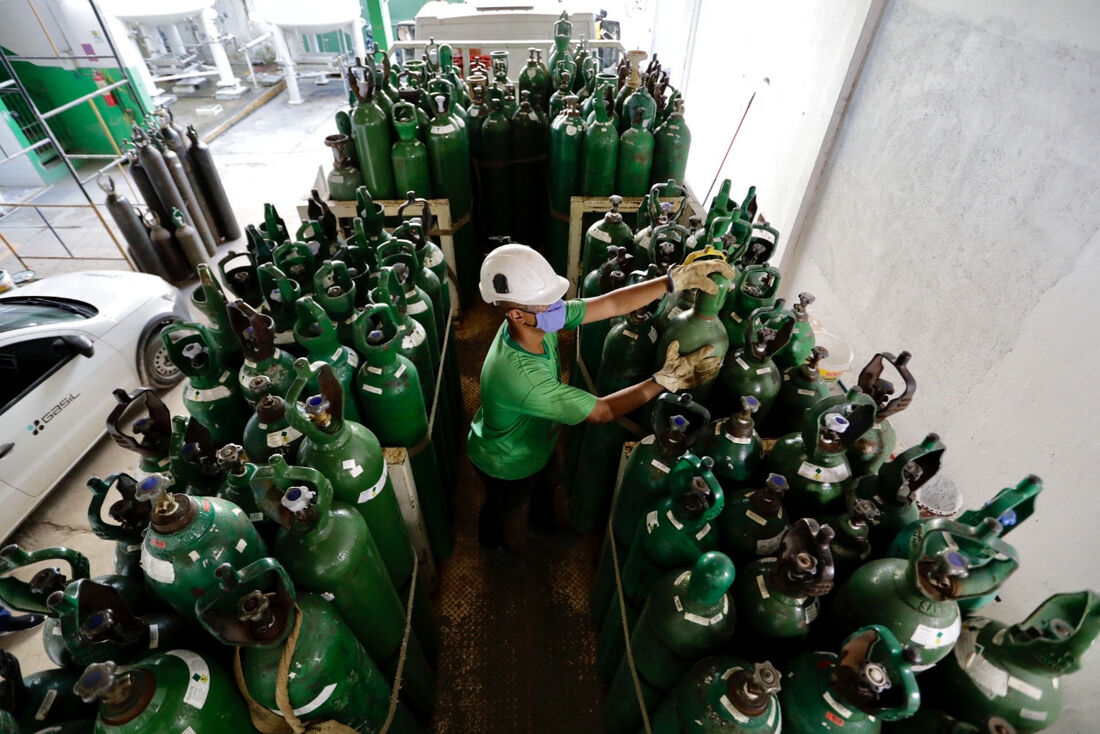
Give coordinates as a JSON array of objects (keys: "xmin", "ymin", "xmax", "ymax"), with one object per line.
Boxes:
[{"xmin": 468, "ymin": 242, "xmax": 733, "ymax": 573}]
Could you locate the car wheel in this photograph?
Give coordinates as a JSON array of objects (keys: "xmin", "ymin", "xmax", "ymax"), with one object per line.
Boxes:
[{"xmin": 141, "ymin": 319, "xmax": 183, "ymax": 388}]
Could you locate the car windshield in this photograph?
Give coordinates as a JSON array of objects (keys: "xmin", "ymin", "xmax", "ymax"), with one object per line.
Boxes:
[{"xmin": 0, "ymin": 297, "xmax": 96, "ymax": 332}]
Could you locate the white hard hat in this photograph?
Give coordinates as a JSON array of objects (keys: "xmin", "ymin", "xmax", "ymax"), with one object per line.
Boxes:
[{"xmin": 479, "ymin": 243, "xmax": 569, "ymax": 306}]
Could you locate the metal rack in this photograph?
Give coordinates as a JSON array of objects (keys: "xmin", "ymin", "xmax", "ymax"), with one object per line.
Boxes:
[{"xmin": 0, "ymin": 0, "xmax": 152, "ymax": 272}]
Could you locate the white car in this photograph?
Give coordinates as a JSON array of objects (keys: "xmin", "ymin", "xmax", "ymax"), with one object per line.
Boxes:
[{"xmin": 0, "ymin": 271, "xmax": 190, "ymax": 540}]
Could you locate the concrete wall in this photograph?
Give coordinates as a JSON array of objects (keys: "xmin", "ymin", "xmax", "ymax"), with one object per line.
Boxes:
[
  {"xmin": 783, "ymin": 0, "xmax": 1100, "ymax": 727},
  {"xmin": 650, "ymin": 0, "xmax": 882, "ymax": 263}
]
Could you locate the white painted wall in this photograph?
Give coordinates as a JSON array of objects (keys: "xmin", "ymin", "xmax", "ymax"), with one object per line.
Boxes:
[
  {"xmin": 650, "ymin": 0, "xmax": 882, "ymax": 264},
  {"xmin": 782, "ymin": 0, "xmax": 1100, "ymax": 728}
]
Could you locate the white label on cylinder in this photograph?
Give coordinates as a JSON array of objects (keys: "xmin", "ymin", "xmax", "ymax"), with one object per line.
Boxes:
[
  {"xmin": 1008, "ymin": 676, "xmax": 1043, "ymax": 701},
  {"xmin": 823, "ymin": 691, "xmax": 852, "ymax": 719},
  {"xmin": 589, "ymin": 228, "xmax": 612, "ymax": 243},
  {"xmin": 266, "ymin": 426, "xmax": 302, "ymax": 448},
  {"xmin": 35, "ymin": 689, "xmax": 56, "ymax": 721},
  {"xmin": 672, "ymin": 595, "xmax": 683, "ymax": 612},
  {"xmin": 425, "ymin": 250, "xmax": 444, "ymax": 267},
  {"xmin": 250, "ymin": 512, "xmax": 264, "ymax": 522},
  {"xmin": 349, "ymin": 463, "xmax": 364, "ymax": 478},
  {"xmin": 719, "ymin": 694, "xmax": 751, "ymax": 723},
  {"xmin": 648, "ymin": 328, "xmax": 657, "ymax": 343},
  {"xmin": 1019, "ymin": 709, "xmax": 1048, "ymax": 722},
  {"xmin": 797, "ymin": 460, "xmax": 851, "ymax": 483},
  {"xmin": 757, "ymin": 366, "xmax": 773, "ymax": 375},
  {"xmin": 730, "ymin": 312, "xmax": 742, "ymax": 323},
  {"xmin": 645, "ymin": 511, "xmax": 659, "ymax": 533},
  {"xmin": 695, "ymin": 524, "xmax": 711, "ymax": 541},
  {"xmin": 755, "ymin": 574, "xmax": 770, "ymax": 599},
  {"xmin": 321, "ymin": 592, "xmax": 335, "ymax": 601},
  {"xmin": 357, "ymin": 462, "xmax": 389, "ymax": 503},
  {"xmin": 141, "ymin": 549, "xmax": 175, "ymax": 584},
  {"xmin": 433, "ymin": 123, "xmax": 456, "ymax": 134},
  {"xmin": 735, "ymin": 357, "xmax": 750, "ymax": 371},
  {"xmin": 168, "ymin": 650, "xmax": 210, "ymax": 709},
  {"xmin": 911, "ymin": 616, "xmax": 961, "ymax": 649},
  {"xmin": 188, "ymin": 550, "xmax": 200, "ymax": 562},
  {"xmin": 243, "ymin": 360, "xmax": 257, "ymax": 369},
  {"xmin": 684, "ymin": 612, "xmax": 713, "ymax": 626},
  {"xmin": 964, "ymin": 651, "xmax": 1009, "ymax": 699},
  {"xmin": 745, "ymin": 509, "xmax": 767, "ymax": 526},
  {"xmin": 149, "ymin": 623, "xmax": 159, "ymax": 649},
  {"xmin": 805, "ymin": 599, "xmax": 820, "ymax": 623},
  {"xmin": 724, "ymin": 433, "xmax": 753, "ymax": 444},
  {"xmin": 651, "ymin": 459, "xmax": 670, "ymax": 473},
  {"xmin": 667, "ymin": 307, "xmax": 683, "ymax": 319},
  {"xmin": 797, "ymin": 388, "xmax": 817, "ymax": 396},
  {"xmin": 396, "ymin": 364, "xmax": 406, "ymax": 378},
  {"xmin": 235, "ymin": 538, "xmax": 247, "ymax": 553},
  {"xmin": 362, "ymin": 384, "xmax": 383, "ymax": 394},
  {"xmin": 666, "ymin": 509, "xmax": 683, "ymax": 529},
  {"xmin": 190, "ymin": 385, "xmax": 231, "ymax": 402},
  {"xmin": 407, "ymin": 300, "xmax": 429, "ymax": 314},
  {"xmin": 367, "ymin": 366, "xmax": 383, "ymax": 374},
  {"xmin": 565, "ymin": 124, "xmax": 578, "ymax": 136},
  {"xmin": 623, "ymin": 330, "xmax": 638, "ymax": 340}
]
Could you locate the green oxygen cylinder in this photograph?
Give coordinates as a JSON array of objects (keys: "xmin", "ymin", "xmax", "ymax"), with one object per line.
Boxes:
[
  {"xmin": 615, "ymin": 50, "xmax": 645, "ymax": 128},
  {"xmin": 397, "ymin": 194, "xmax": 452, "ymax": 331},
  {"xmin": 605, "ymin": 552, "xmax": 738, "ymax": 734},
  {"xmin": 819, "ymin": 496, "xmax": 881, "ymax": 589},
  {"xmin": 241, "ymin": 378, "xmax": 302, "ymax": 465},
  {"xmin": 721, "ymin": 265, "xmax": 780, "ymax": 350},
  {"xmin": 854, "ymin": 433, "xmax": 945, "ymax": 556},
  {"xmin": 634, "ymin": 180, "xmax": 688, "ymax": 265},
  {"xmin": 567, "ymin": 267, "xmax": 665, "ymax": 534},
  {"xmin": 311, "ymin": 259, "xmax": 359, "ymax": 346},
  {"xmin": 655, "ymin": 248, "xmax": 733, "ymax": 405},
  {"xmin": 291, "ymin": 296, "xmax": 362, "ymax": 423},
  {"xmin": 925, "ymin": 590, "xmax": 1100, "ymax": 733},
  {"xmin": 44, "ymin": 576, "xmax": 189, "ymax": 670},
  {"xmin": 226, "ymin": 299, "xmax": 296, "ymax": 406},
  {"xmin": 548, "ymin": 95, "xmax": 586, "ymax": 274},
  {"xmin": 199, "ymin": 558, "xmax": 423, "ymax": 734},
  {"xmin": 762, "ymin": 347, "xmax": 831, "ymax": 439},
  {"xmin": 479, "ymin": 96, "xmax": 513, "ymax": 238},
  {"xmin": 887, "ymin": 475, "xmax": 1042, "ymax": 616},
  {"xmin": 213, "ymin": 444, "xmax": 274, "ymax": 536},
  {"xmin": 134, "ymin": 474, "xmax": 266, "ymax": 624},
  {"xmin": 261, "ymin": 202, "xmax": 289, "ymax": 244},
  {"xmin": 519, "ymin": 47, "xmax": 550, "ymax": 110},
  {"xmin": 582, "ymin": 88, "xmax": 619, "ymax": 196},
  {"xmin": 438, "ymin": 44, "xmax": 468, "ymax": 107},
  {"xmin": 74, "ymin": 651, "xmax": 254, "ymax": 733},
  {"xmin": 617, "ymin": 107, "xmax": 655, "ymax": 196},
  {"xmin": 832, "ymin": 517, "xmax": 1020, "ymax": 672},
  {"xmin": 510, "ymin": 92, "xmax": 551, "ymax": 250},
  {"xmin": 354, "ymin": 303, "xmax": 452, "ymax": 563},
  {"xmin": 359, "ymin": 273, "xmax": 437, "ymax": 413},
  {"xmin": 848, "ymin": 351, "xmax": 917, "ymax": 479},
  {"xmin": 86, "ymin": 473, "xmax": 150, "ymax": 579},
  {"xmin": 198, "ymin": 558, "xmax": 421, "ymax": 733},
  {"xmin": 190, "ymin": 264, "xmax": 241, "ymax": 368},
  {"xmin": 582, "ymin": 196, "xmax": 634, "ymax": 276},
  {"xmin": 347, "ymin": 65, "xmax": 396, "ymax": 199},
  {"xmin": 712, "ymin": 301, "xmax": 796, "ymax": 421},
  {"xmin": 323, "ymin": 133, "xmax": 362, "ymax": 201},
  {"xmin": 105, "ymin": 387, "xmax": 173, "ymax": 480},
  {"xmin": 426, "ymin": 85, "xmax": 476, "ymax": 305},
  {"xmin": 651, "ymin": 98, "xmax": 691, "ymax": 186},
  {"xmin": 465, "ymin": 73, "xmax": 489, "ymax": 155},
  {"xmin": 591, "ymin": 394, "xmax": 711, "ymax": 623},
  {"xmin": 167, "ymin": 415, "xmax": 225, "ymax": 497},
  {"xmin": 767, "ymin": 389, "xmax": 878, "ymax": 518},
  {"xmin": 596, "ymin": 454, "xmax": 725, "ymax": 682},
  {"xmin": 577, "ymin": 246, "xmax": 635, "ymax": 387},
  {"xmin": 248, "ymin": 460, "xmax": 437, "ymax": 718},
  {"xmin": 650, "ymin": 657, "xmax": 783, "ymax": 734},
  {"xmin": 256, "ymin": 262, "xmax": 302, "ymax": 350},
  {"xmin": 272, "ymin": 240, "xmax": 318, "ymax": 295},
  {"xmin": 0, "ymin": 651, "xmax": 95, "ymax": 732},
  {"xmin": 779, "ymin": 625, "xmax": 921, "ymax": 734},
  {"xmin": 693, "ymin": 396, "xmax": 767, "ymax": 495},
  {"xmin": 160, "ymin": 322, "xmax": 249, "ymax": 446},
  {"xmin": 282, "ymin": 359, "xmax": 416, "ymax": 594},
  {"xmin": 546, "ymin": 12, "xmax": 574, "ymax": 85},
  {"xmin": 391, "ymin": 101, "xmax": 432, "ymax": 199},
  {"xmin": 771, "ymin": 293, "xmax": 817, "ymax": 371},
  {"xmin": 245, "ymin": 223, "xmax": 275, "ymax": 265},
  {"xmin": 621, "ymin": 50, "xmax": 657, "ymax": 132},
  {"xmin": 717, "ymin": 472, "xmax": 790, "ymax": 566},
  {"xmin": 733, "ymin": 518, "xmax": 835, "ymax": 657},
  {"xmin": 548, "ymin": 69, "xmax": 571, "ymax": 121}
]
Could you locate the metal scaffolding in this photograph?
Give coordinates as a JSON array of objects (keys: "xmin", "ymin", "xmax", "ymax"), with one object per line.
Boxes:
[{"xmin": 0, "ymin": 0, "xmax": 153, "ymax": 272}]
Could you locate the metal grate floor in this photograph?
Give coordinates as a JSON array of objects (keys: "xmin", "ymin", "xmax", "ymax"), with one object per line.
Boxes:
[{"xmin": 432, "ymin": 302, "xmax": 605, "ymax": 733}]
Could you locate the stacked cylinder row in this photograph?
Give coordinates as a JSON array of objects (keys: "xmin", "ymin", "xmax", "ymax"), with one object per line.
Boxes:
[
  {"xmin": 570, "ymin": 179, "xmax": 1096, "ymax": 734},
  {"xmin": 0, "ymin": 189, "xmax": 464, "ymax": 734}
]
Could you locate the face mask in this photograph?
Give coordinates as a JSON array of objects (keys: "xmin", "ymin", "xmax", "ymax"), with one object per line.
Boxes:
[{"xmin": 533, "ymin": 299, "xmax": 567, "ymax": 333}]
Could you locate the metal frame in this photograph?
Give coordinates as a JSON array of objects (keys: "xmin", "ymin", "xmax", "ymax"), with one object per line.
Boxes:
[{"xmin": 0, "ymin": 0, "xmax": 154, "ymax": 272}]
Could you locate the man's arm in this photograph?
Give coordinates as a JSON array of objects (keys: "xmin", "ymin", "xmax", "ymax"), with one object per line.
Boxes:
[
  {"xmin": 580, "ymin": 258, "xmax": 737, "ymax": 324},
  {"xmin": 586, "ymin": 378, "xmax": 663, "ymax": 423},
  {"xmin": 581, "ymin": 278, "xmax": 669, "ymax": 324}
]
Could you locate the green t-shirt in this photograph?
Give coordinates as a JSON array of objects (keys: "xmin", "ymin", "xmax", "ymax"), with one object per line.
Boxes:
[{"xmin": 468, "ymin": 300, "xmax": 597, "ymax": 480}]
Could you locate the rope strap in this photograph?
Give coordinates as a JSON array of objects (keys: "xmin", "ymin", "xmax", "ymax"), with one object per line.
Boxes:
[{"xmin": 607, "ymin": 450, "xmax": 653, "ymax": 734}]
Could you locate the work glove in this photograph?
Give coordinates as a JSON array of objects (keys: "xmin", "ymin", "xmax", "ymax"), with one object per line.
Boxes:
[
  {"xmin": 652, "ymin": 340, "xmax": 722, "ymax": 392},
  {"xmin": 667, "ymin": 258, "xmax": 736, "ymax": 294}
]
